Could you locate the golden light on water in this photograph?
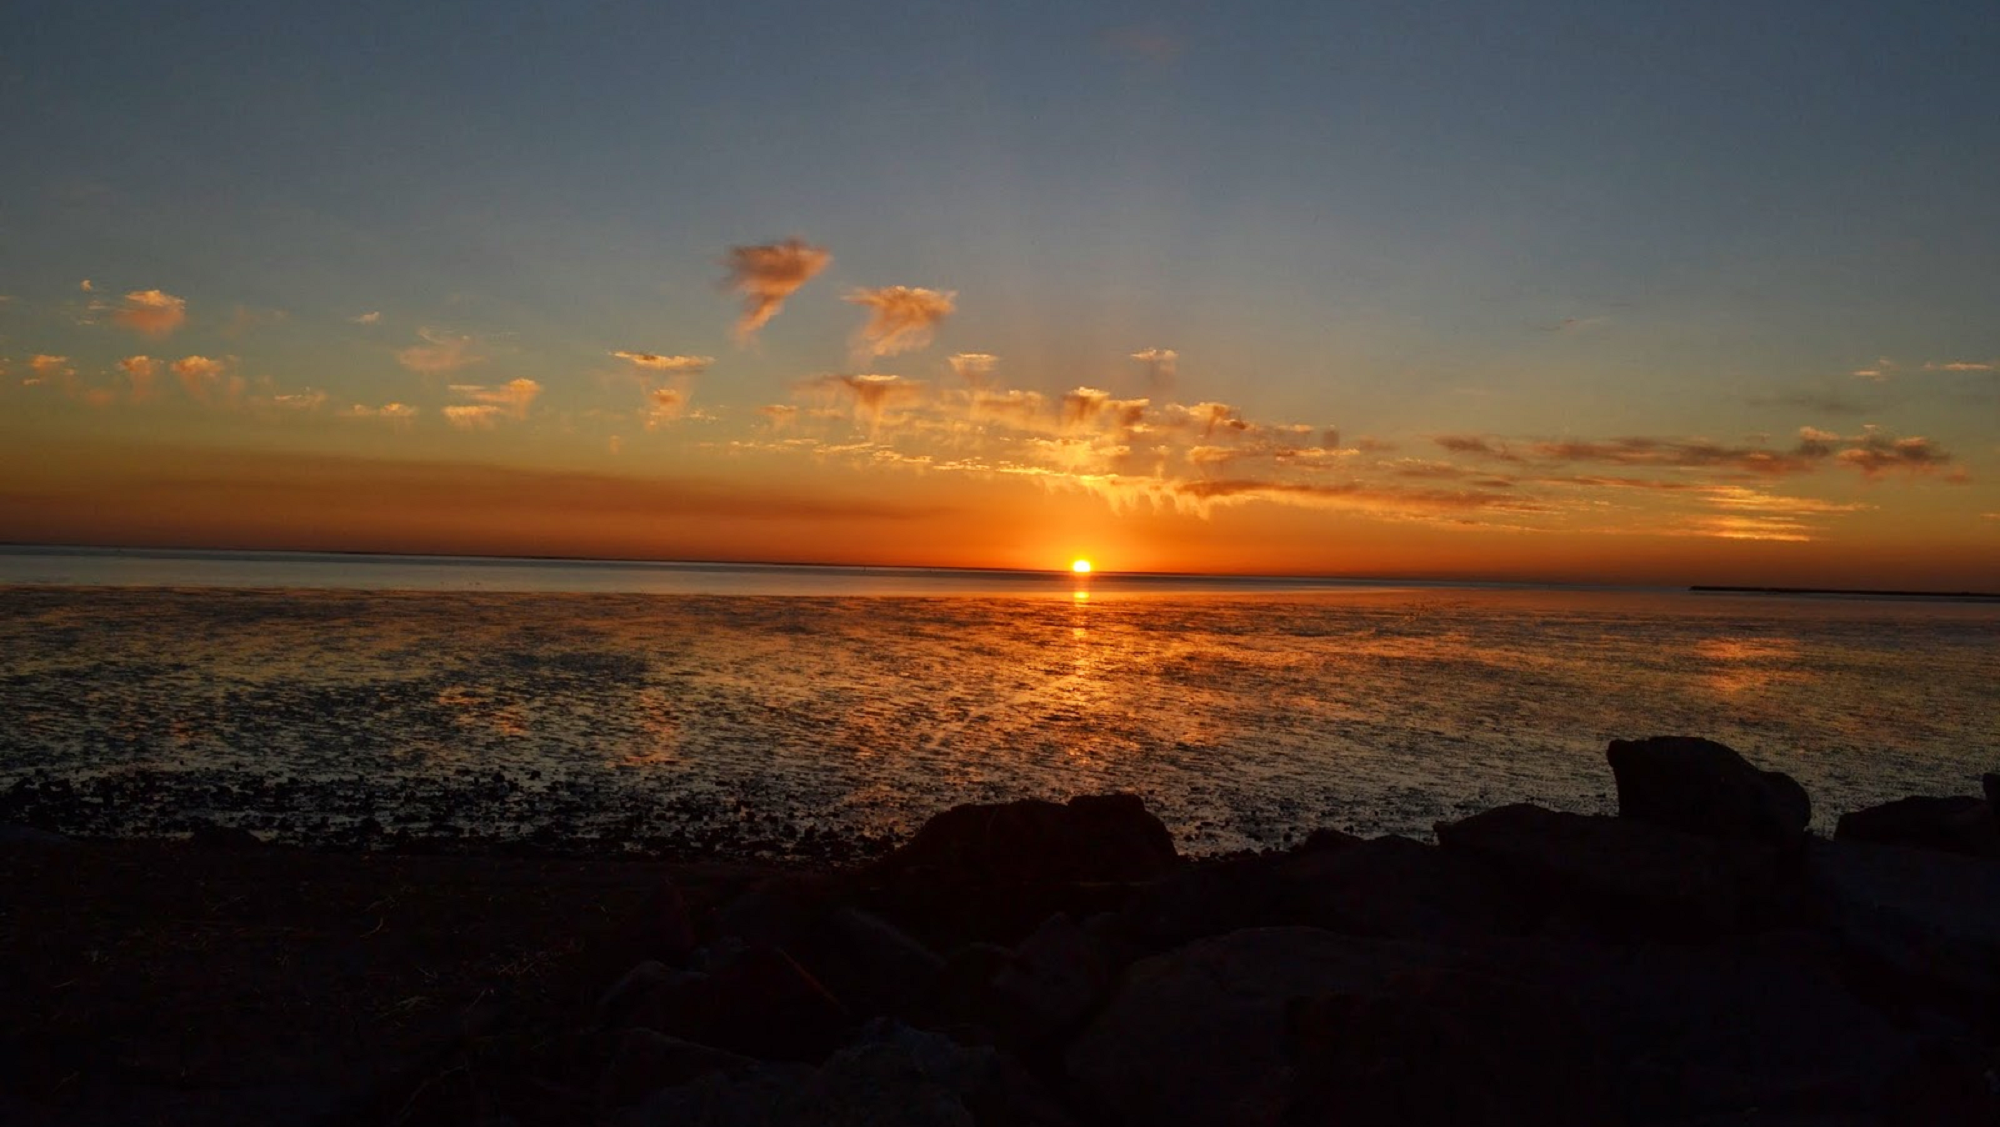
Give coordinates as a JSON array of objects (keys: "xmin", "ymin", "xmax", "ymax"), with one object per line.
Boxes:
[{"xmin": 1071, "ymin": 559, "xmax": 1092, "ymax": 574}]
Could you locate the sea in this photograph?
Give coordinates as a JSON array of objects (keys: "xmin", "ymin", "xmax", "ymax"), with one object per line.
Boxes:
[{"xmin": 2, "ymin": 545, "xmax": 1994, "ymax": 859}]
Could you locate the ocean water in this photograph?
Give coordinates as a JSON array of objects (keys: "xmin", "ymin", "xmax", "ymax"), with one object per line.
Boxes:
[{"xmin": 1, "ymin": 547, "xmax": 1995, "ymax": 857}]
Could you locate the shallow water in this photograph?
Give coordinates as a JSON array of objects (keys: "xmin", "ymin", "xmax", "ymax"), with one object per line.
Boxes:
[{"xmin": 2, "ymin": 566, "xmax": 1993, "ymax": 857}]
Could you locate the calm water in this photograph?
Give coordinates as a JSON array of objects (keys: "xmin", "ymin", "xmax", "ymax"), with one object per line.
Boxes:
[{"xmin": 1, "ymin": 548, "xmax": 1994, "ymax": 856}]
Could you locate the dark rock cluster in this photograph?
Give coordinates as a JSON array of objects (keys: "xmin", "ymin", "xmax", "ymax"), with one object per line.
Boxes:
[{"xmin": 383, "ymin": 739, "xmax": 2000, "ymax": 1125}]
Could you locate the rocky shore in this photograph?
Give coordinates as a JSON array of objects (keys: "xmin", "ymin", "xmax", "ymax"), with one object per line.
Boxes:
[{"xmin": 5, "ymin": 735, "xmax": 1999, "ymax": 1125}]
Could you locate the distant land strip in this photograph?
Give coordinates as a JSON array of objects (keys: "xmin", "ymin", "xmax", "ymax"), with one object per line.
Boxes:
[{"xmin": 1691, "ymin": 585, "xmax": 1999, "ymax": 600}]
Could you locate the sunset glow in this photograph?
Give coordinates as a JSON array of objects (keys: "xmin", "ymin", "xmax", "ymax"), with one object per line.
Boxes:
[
  {"xmin": 1072, "ymin": 560, "xmax": 1093, "ymax": 575},
  {"xmin": 1, "ymin": 3, "xmax": 1993, "ymax": 589}
]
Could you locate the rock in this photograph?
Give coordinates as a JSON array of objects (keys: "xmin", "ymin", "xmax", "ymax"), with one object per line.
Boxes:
[
  {"xmin": 1434, "ymin": 804, "xmax": 1782, "ymax": 936},
  {"xmin": 600, "ymin": 1029, "xmax": 759, "ymax": 1109},
  {"xmin": 873, "ymin": 794, "xmax": 1178, "ymax": 885},
  {"xmin": 716, "ymin": 880, "xmax": 943, "ymax": 1021},
  {"xmin": 621, "ymin": 1020, "xmax": 1075, "ymax": 1127},
  {"xmin": 1118, "ymin": 835, "xmax": 1526, "ymax": 952},
  {"xmin": 607, "ymin": 944, "xmax": 853, "ymax": 1062},
  {"xmin": 1285, "ymin": 966, "xmax": 1618, "ymax": 1126},
  {"xmin": 1983, "ymin": 773, "xmax": 1999, "ymax": 810},
  {"xmin": 1836, "ymin": 796, "xmax": 2000, "ymax": 858},
  {"xmin": 1806, "ymin": 838, "xmax": 2000, "ymax": 1003},
  {"xmin": 986, "ymin": 912, "xmax": 1115, "ymax": 1038},
  {"xmin": 1064, "ymin": 927, "xmax": 1458, "ymax": 1127},
  {"xmin": 187, "ymin": 819, "xmax": 262, "ymax": 849},
  {"xmin": 1471, "ymin": 931, "xmax": 1994, "ymax": 1125},
  {"xmin": 1607, "ymin": 736, "xmax": 1810, "ymax": 845},
  {"xmin": 0, "ymin": 822, "xmax": 69, "ymax": 846}
]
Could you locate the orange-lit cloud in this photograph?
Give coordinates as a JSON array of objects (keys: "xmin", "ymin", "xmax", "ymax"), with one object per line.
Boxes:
[
  {"xmin": 448, "ymin": 378, "xmax": 541, "ymax": 419},
  {"xmin": 1061, "ymin": 387, "xmax": 1149, "ymax": 432},
  {"xmin": 797, "ymin": 373, "xmax": 926, "ymax": 431},
  {"xmin": 29, "ymin": 354, "xmax": 74, "ymax": 384},
  {"xmin": 341, "ymin": 402, "xmax": 420, "ymax": 422},
  {"xmin": 118, "ymin": 355, "xmax": 160, "ymax": 401},
  {"xmin": 397, "ymin": 329, "xmax": 482, "ymax": 374},
  {"xmin": 171, "ymin": 355, "xmax": 228, "ymax": 400},
  {"xmin": 1837, "ymin": 427, "xmax": 1954, "ymax": 478},
  {"xmin": 351, "ymin": 311, "xmax": 382, "ymax": 325},
  {"xmin": 949, "ymin": 352, "xmax": 998, "ymax": 387},
  {"xmin": 612, "ymin": 351, "xmax": 712, "ymax": 373},
  {"xmin": 1925, "ymin": 360, "xmax": 1994, "ymax": 372},
  {"xmin": 109, "ymin": 289, "xmax": 188, "ymax": 336},
  {"xmin": 722, "ymin": 237, "xmax": 831, "ymax": 342},
  {"xmin": 79, "ymin": 279, "xmax": 93, "ymax": 292},
  {"xmin": 644, "ymin": 387, "xmax": 687, "ymax": 429},
  {"xmin": 758, "ymin": 404, "xmax": 800, "ymax": 430},
  {"xmin": 1130, "ymin": 347, "xmax": 1177, "ymax": 387},
  {"xmin": 845, "ymin": 286, "xmax": 955, "ymax": 358},
  {"xmin": 443, "ymin": 404, "xmax": 503, "ymax": 429}
]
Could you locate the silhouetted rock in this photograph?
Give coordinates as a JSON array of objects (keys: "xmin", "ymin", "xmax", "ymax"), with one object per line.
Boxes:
[
  {"xmin": 1806, "ymin": 838, "xmax": 2000, "ymax": 1002},
  {"xmin": 1836, "ymin": 796, "xmax": 1999, "ymax": 858},
  {"xmin": 1117, "ymin": 835, "xmax": 1527, "ymax": 952},
  {"xmin": 1285, "ymin": 967, "xmax": 1618, "ymax": 1126},
  {"xmin": 716, "ymin": 878, "xmax": 942, "ymax": 1022},
  {"xmin": 621, "ymin": 1020, "xmax": 1075, "ymax": 1127},
  {"xmin": 1607, "ymin": 736, "xmax": 1810, "ymax": 845},
  {"xmin": 600, "ymin": 1029, "xmax": 759, "ymax": 1110},
  {"xmin": 187, "ymin": 820, "xmax": 262, "ymax": 849},
  {"xmin": 1434, "ymin": 804, "xmax": 1781, "ymax": 936},
  {"xmin": 1983, "ymin": 773, "xmax": 1999, "ymax": 810},
  {"xmin": 1065, "ymin": 927, "xmax": 1458, "ymax": 1127},
  {"xmin": 604, "ymin": 944, "xmax": 851, "ymax": 1063},
  {"xmin": 873, "ymin": 794, "xmax": 1178, "ymax": 885},
  {"xmin": 0, "ymin": 821, "xmax": 69, "ymax": 846}
]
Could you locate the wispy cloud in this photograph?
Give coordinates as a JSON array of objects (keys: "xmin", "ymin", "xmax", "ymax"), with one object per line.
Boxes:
[
  {"xmin": 171, "ymin": 355, "xmax": 229, "ymax": 401},
  {"xmin": 1130, "ymin": 347, "xmax": 1177, "ymax": 388},
  {"xmin": 612, "ymin": 351, "xmax": 712, "ymax": 373},
  {"xmin": 796, "ymin": 373, "xmax": 926, "ymax": 431},
  {"xmin": 448, "ymin": 378, "xmax": 541, "ymax": 420},
  {"xmin": 29, "ymin": 354, "xmax": 74, "ymax": 384},
  {"xmin": 948, "ymin": 353, "xmax": 998, "ymax": 387},
  {"xmin": 341, "ymin": 402, "xmax": 420, "ymax": 422},
  {"xmin": 118, "ymin": 355, "xmax": 160, "ymax": 402},
  {"xmin": 644, "ymin": 387, "xmax": 687, "ymax": 429},
  {"xmin": 758, "ymin": 403, "xmax": 800, "ymax": 431},
  {"xmin": 350, "ymin": 311, "xmax": 382, "ymax": 325},
  {"xmin": 722, "ymin": 237, "xmax": 831, "ymax": 342},
  {"xmin": 1836, "ymin": 426, "xmax": 1955, "ymax": 478},
  {"xmin": 442, "ymin": 404, "xmax": 504, "ymax": 429},
  {"xmin": 107, "ymin": 289, "xmax": 188, "ymax": 337},
  {"xmin": 1924, "ymin": 360, "xmax": 1995, "ymax": 372},
  {"xmin": 846, "ymin": 286, "xmax": 955, "ymax": 358},
  {"xmin": 397, "ymin": 329, "xmax": 482, "ymax": 375}
]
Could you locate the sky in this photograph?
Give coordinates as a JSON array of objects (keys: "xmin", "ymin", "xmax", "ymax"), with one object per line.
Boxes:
[{"xmin": 2, "ymin": 0, "xmax": 1996, "ymax": 588}]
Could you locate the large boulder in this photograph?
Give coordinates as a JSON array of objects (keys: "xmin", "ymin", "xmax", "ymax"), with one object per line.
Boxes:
[
  {"xmin": 1117, "ymin": 835, "xmax": 1526, "ymax": 952},
  {"xmin": 1606, "ymin": 736, "xmax": 1810, "ymax": 845},
  {"xmin": 873, "ymin": 794, "xmax": 1179, "ymax": 885},
  {"xmin": 1806, "ymin": 838, "xmax": 2000, "ymax": 1003},
  {"xmin": 605, "ymin": 943, "xmax": 853, "ymax": 1063},
  {"xmin": 1064, "ymin": 927, "xmax": 1458, "ymax": 1127},
  {"xmin": 1434, "ymin": 804, "xmax": 1783, "ymax": 936},
  {"xmin": 714, "ymin": 879, "xmax": 943, "ymax": 1022},
  {"xmin": 1835, "ymin": 796, "xmax": 1999, "ymax": 858}
]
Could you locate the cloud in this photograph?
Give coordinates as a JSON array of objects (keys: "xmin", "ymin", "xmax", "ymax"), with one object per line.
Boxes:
[
  {"xmin": 722, "ymin": 237, "xmax": 832, "ymax": 342},
  {"xmin": 351, "ymin": 311, "xmax": 381, "ymax": 325},
  {"xmin": 1130, "ymin": 347, "xmax": 1178, "ymax": 387},
  {"xmin": 29, "ymin": 354, "xmax": 73, "ymax": 382},
  {"xmin": 79, "ymin": 279, "xmax": 93, "ymax": 292},
  {"xmin": 968, "ymin": 388, "xmax": 1049, "ymax": 429},
  {"xmin": 341, "ymin": 402, "xmax": 420, "ymax": 421},
  {"xmin": 949, "ymin": 353, "xmax": 998, "ymax": 387},
  {"xmin": 448, "ymin": 378, "xmax": 541, "ymax": 420},
  {"xmin": 612, "ymin": 351, "xmax": 712, "ymax": 373},
  {"xmin": 264, "ymin": 391, "xmax": 327, "ymax": 412},
  {"xmin": 1433, "ymin": 434, "xmax": 1522, "ymax": 461},
  {"xmin": 118, "ymin": 355, "xmax": 160, "ymax": 401},
  {"xmin": 797, "ymin": 373, "xmax": 926, "ymax": 431},
  {"xmin": 224, "ymin": 304, "xmax": 288, "ymax": 338},
  {"xmin": 1745, "ymin": 389, "xmax": 1869, "ymax": 415},
  {"xmin": 644, "ymin": 387, "xmax": 687, "ymax": 429},
  {"xmin": 397, "ymin": 328, "xmax": 482, "ymax": 374},
  {"xmin": 1836, "ymin": 427, "xmax": 1954, "ymax": 478},
  {"xmin": 171, "ymin": 355, "xmax": 227, "ymax": 400},
  {"xmin": 443, "ymin": 404, "xmax": 504, "ymax": 429},
  {"xmin": 109, "ymin": 289, "xmax": 188, "ymax": 336},
  {"xmin": 846, "ymin": 286, "xmax": 956, "ymax": 358},
  {"xmin": 1061, "ymin": 387, "xmax": 1149, "ymax": 433},
  {"xmin": 1160, "ymin": 401, "xmax": 1246, "ymax": 439},
  {"xmin": 758, "ymin": 404, "xmax": 800, "ymax": 431},
  {"xmin": 1925, "ymin": 360, "xmax": 1995, "ymax": 372}
]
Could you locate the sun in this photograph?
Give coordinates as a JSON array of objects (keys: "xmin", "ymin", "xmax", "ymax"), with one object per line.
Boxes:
[{"xmin": 1071, "ymin": 559, "xmax": 1093, "ymax": 574}]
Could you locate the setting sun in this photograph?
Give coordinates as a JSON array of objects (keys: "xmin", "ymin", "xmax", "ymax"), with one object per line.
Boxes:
[{"xmin": 1071, "ymin": 559, "xmax": 1092, "ymax": 574}]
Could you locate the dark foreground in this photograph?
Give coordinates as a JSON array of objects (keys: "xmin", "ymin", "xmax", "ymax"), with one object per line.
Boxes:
[{"xmin": 4, "ymin": 736, "xmax": 1998, "ymax": 1126}]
